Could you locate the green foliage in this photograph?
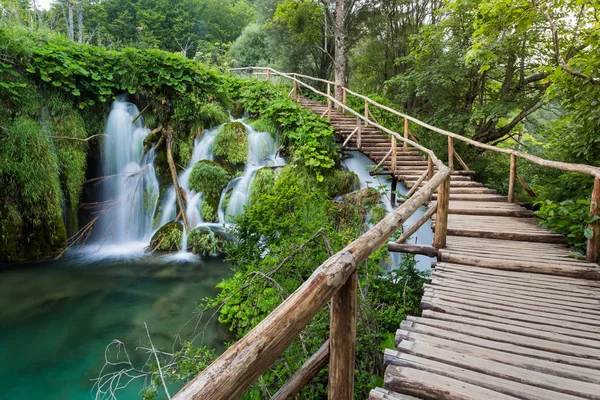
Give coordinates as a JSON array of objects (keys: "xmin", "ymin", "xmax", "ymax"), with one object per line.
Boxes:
[
  {"xmin": 199, "ymin": 102, "xmax": 230, "ymax": 128},
  {"xmin": 249, "ymin": 117, "xmax": 279, "ymax": 138},
  {"xmin": 149, "ymin": 221, "xmax": 183, "ymax": 251},
  {"xmin": 189, "ymin": 160, "xmax": 232, "ymax": 199},
  {"xmin": 249, "ymin": 167, "xmax": 278, "ymax": 204},
  {"xmin": 214, "ymin": 122, "xmax": 248, "ymax": 165},
  {"xmin": 322, "ymin": 170, "xmax": 359, "ymax": 198},
  {"xmin": 188, "ymin": 227, "xmax": 226, "ymax": 256},
  {"xmin": 0, "ymin": 117, "xmax": 66, "ymax": 260},
  {"xmin": 535, "ymin": 199, "xmax": 595, "ymax": 252},
  {"xmin": 230, "ymin": 79, "xmax": 336, "ymax": 180},
  {"xmin": 201, "ymin": 198, "xmax": 219, "ymax": 223}
]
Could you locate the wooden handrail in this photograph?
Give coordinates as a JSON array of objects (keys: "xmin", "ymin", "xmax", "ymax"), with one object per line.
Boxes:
[{"xmin": 173, "ymin": 165, "xmax": 450, "ymax": 399}]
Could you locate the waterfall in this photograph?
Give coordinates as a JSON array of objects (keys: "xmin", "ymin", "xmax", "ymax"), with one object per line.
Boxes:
[
  {"xmin": 223, "ymin": 124, "xmax": 285, "ymax": 223},
  {"xmin": 95, "ymin": 100, "xmax": 159, "ymax": 246},
  {"xmin": 157, "ymin": 127, "xmax": 220, "ymax": 227}
]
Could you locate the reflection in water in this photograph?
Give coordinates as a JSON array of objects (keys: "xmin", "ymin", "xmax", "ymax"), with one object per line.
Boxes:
[{"xmin": 0, "ymin": 256, "xmax": 231, "ymax": 400}]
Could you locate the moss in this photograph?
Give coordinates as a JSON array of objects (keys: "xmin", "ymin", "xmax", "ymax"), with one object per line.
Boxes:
[
  {"xmin": 345, "ymin": 188, "xmax": 381, "ymax": 208},
  {"xmin": 201, "ymin": 198, "xmax": 219, "ymax": 223},
  {"xmin": 231, "ymin": 103, "xmax": 244, "ymax": 119},
  {"xmin": 323, "ymin": 170, "xmax": 360, "ymax": 198},
  {"xmin": 250, "ymin": 117, "xmax": 278, "ymax": 139},
  {"xmin": 250, "ymin": 167, "xmax": 277, "ymax": 204},
  {"xmin": 0, "ymin": 117, "xmax": 66, "ymax": 261},
  {"xmin": 48, "ymin": 97, "xmax": 88, "ymax": 236},
  {"xmin": 188, "ymin": 160, "xmax": 231, "ymax": 199},
  {"xmin": 330, "ymin": 200, "xmax": 364, "ymax": 233},
  {"xmin": 174, "ymin": 138, "xmax": 193, "ymax": 166},
  {"xmin": 188, "ymin": 227, "xmax": 226, "ymax": 256},
  {"xmin": 149, "ymin": 221, "xmax": 183, "ymax": 252},
  {"xmin": 214, "ymin": 122, "xmax": 248, "ymax": 165},
  {"xmin": 370, "ymin": 205, "xmax": 388, "ymax": 225},
  {"xmin": 199, "ymin": 102, "xmax": 229, "ymax": 128}
]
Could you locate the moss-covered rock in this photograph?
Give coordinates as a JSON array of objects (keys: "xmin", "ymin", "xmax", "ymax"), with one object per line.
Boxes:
[
  {"xmin": 188, "ymin": 160, "xmax": 231, "ymax": 199},
  {"xmin": 214, "ymin": 122, "xmax": 248, "ymax": 165},
  {"xmin": 231, "ymin": 103, "xmax": 244, "ymax": 119},
  {"xmin": 149, "ymin": 221, "xmax": 183, "ymax": 252},
  {"xmin": 250, "ymin": 117, "xmax": 278, "ymax": 139},
  {"xmin": 201, "ymin": 197, "xmax": 219, "ymax": 223},
  {"xmin": 0, "ymin": 117, "xmax": 67, "ymax": 261},
  {"xmin": 323, "ymin": 170, "xmax": 360, "ymax": 198},
  {"xmin": 188, "ymin": 227, "xmax": 226, "ymax": 256},
  {"xmin": 345, "ymin": 188, "xmax": 381, "ymax": 208},
  {"xmin": 249, "ymin": 167, "xmax": 278, "ymax": 204},
  {"xmin": 199, "ymin": 102, "xmax": 229, "ymax": 128},
  {"xmin": 330, "ymin": 188, "xmax": 383, "ymax": 233}
]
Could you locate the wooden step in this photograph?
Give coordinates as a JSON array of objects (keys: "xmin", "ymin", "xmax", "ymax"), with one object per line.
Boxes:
[{"xmin": 369, "ymin": 388, "xmax": 421, "ymax": 400}]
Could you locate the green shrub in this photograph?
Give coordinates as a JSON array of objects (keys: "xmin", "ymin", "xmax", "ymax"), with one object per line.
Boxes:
[
  {"xmin": 188, "ymin": 160, "xmax": 231, "ymax": 199},
  {"xmin": 535, "ymin": 199, "xmax": 594, "ymax": 252},
  {"xmin": 323, "ymin": 170, "xmax": 359, "ymax": 198},
  {"xmin": 214, "ymin": 122, "xmax": 248, "ymax": 165}
]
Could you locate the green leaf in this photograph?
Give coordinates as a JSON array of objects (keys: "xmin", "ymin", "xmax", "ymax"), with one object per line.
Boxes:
[{"xmin": 584, "ymin": 227, "xmax": 594, "ymax": 240}]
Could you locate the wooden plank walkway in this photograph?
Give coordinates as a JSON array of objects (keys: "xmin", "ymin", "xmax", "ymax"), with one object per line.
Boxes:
[{"xmin": 298, "ymin": 97, "xmax": 600, "ymax": 400}]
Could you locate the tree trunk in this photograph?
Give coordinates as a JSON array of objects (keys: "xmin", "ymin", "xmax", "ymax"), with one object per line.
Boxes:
[
  {"xmin": 67, "ymin": 1, "xmax": 74, "ymax": 41},
  {"xmin": 334, "ymin": 0, "xmax": 347, "ymax": 106},
  {"xmin": 165, "ymin": 130, "xmax": 191, "ymax": 233},
  {"xmin": 77, "ymin": 0, "xmax": 83, "ymax": 44}
]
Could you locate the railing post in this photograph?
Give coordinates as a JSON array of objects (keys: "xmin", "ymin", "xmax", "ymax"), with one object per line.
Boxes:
[
  {"xmin": 329, "ymin": 271, "xmax": 357, "ymax": 400},
  {"xmin": 364, "ymin": 100, "xmax": 369, "ymax": 127},
  {"xmin": 293, "ymin": 74, "xmax": 297, "ymax": 102},
  {"xmin": 403, "ymin": 118, "xmax": 409, "ymax": 151},
  {"xmin": 356, "ymin": 117, "xmax": 362, "ymax": 150},
  {"xmin": 508, "ymin": 153, "xmax": 516, "ymax": 203},
  {"xmin": 327, "ymin": 83, "xmax": 332, "ymax": 119},
  {"xmin": 447, "ymin": 137, "xmax": 454, "ymax": 172},
  {"xmin": 266, "ymin": 69, "xmax": 270, "ymax": 82},
  {"xmin": 586, "ymin": 177, "xmax": 600, "ymax": 262},
  {"xmin": 427, "ymin": 156, "xmax": 434, "ymax": 180},
  {"xmin": 433, "ymin": 175, "xmax": 450, "ymax": 248},
  {"xmin": 342, "ymin": 88, "xmax": 347, "ymax": 106},
  {"xmin": 391, "ymin": 135, "xmax": 397, "ymax": 174}
]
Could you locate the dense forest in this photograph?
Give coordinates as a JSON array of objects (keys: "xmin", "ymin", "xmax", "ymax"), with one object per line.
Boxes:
[{"xmin": 1, "ymin": 0, "xmax": 599, "ymax": 399}]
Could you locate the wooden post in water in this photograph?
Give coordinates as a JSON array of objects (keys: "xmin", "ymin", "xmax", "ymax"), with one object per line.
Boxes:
[
  {"xmin": 433, "ymin": 176, "xmax": 450, "ymax": 248},
  {"xmin": 508, "ymin": 154, "xmax": 516, "ymax": 203},
  {"xmin": 356, "ymin": 117, "xmax": 362, "ymax": 150},
  {"xmin": 327, "ymin": 83, "xmax": 331, "ymax": 118},
  {"xmin": 329, "ymin": 271, "xmax": 357, "ymax": 400},
  {"xmin": 293, "ymin": 74, "xmax": 297, "ymax": 101},
  {"xmin": 391, "ymin": 136, "xmax": 397, "ymax": 174},
  {"xmin": 586, "ymin": 177, "xmax": 600, "ymax": 262},
  {"xmin": 403, "ymin": 118, "xmax": 409, "ymax": 151},
  {"xmin": 364, "ymin": 100, "xmax": 369, "ymax": 127},
  {"xmin": 447, "ymin": 137, "xmax": 454, "ymax": 172}
]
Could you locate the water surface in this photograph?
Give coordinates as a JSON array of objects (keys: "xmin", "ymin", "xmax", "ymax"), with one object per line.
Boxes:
[{"xmin": 0, "ymin": 255, "xmax": 231, "ymax": 400}]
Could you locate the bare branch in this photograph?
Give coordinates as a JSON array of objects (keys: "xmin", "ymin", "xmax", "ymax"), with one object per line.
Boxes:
[{"xmin": 145, "ymin": 323, "xmax": 172, "ymax": 399}]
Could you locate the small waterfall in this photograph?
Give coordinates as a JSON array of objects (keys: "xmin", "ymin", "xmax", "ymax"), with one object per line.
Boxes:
[
  {"xmin": 158, "ymin": 127, "xmax": 220, "ymax": 227},
  {"xmin": 223, "ymin": 124, "xmax": 285, "ymax": 223},
  {"xmin": 95, "ymin": 100, "xmax": 159, "ymax": 247}
]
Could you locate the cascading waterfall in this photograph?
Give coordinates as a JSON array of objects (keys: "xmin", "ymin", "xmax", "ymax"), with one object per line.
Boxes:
[
  {"xmin": 158, "ymin": 127, "xmax": 220, "ymax": 228},
  {"xmin": 94, "ymin": 100, "xmax": 159, "ymax": 248},
  {"xmin": 223, "ymin": 124, "xmax": 285, "ymax": 223}
]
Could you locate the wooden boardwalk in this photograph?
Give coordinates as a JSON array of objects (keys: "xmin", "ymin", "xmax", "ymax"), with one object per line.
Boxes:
[{"xmin": 299, "ymin": 97, "xmax": 600, "ymax": 400}]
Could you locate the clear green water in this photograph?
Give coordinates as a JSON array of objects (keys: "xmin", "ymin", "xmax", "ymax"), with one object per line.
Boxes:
[{"xmin": 0, "ymin": 255, "xmax": 232, "ymax": 400}]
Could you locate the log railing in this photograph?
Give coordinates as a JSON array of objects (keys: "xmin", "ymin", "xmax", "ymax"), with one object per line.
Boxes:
[
  {"xmin": 231, "ymin": 67, "xmax": 600, "ymax": 263},
  {"xmin": 171, "ymin": 69, "xmax": 451, "ymax": 400},
  {"xmin": 172, "ymin": 67, "xmax": 600, "ymax": 400}
]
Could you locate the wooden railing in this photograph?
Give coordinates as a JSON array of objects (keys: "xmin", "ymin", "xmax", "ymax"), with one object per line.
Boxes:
[
  {"xmin": 172, "ymin": 67, "xmax": 600, "ymax": 400},
  {"xmin": 232, "ymin": 67, "xmax": 600, "ymax": 263}
]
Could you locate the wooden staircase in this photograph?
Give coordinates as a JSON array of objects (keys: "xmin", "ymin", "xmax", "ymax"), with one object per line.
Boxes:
[{"xmin": 298, "ymin": 96, "xmax": 600, "ymax": 400}]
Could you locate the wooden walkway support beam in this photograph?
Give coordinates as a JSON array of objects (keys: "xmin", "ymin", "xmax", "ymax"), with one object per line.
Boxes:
[
  {"xmin": 508, "ymin": 154, "xmax": 516, "ymax": 203},
  {"xmin": 587, "ymin": 177, "xmax": 600, "ymax": 262},
  {"xmin": 433, "ymin": 176, "xmax": 450, "ymax": 248}
]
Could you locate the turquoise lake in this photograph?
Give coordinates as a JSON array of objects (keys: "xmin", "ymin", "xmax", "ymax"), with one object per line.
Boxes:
[{"xmin": 0, "ymin": 255, "xmax": 232, "ymax": 400}]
